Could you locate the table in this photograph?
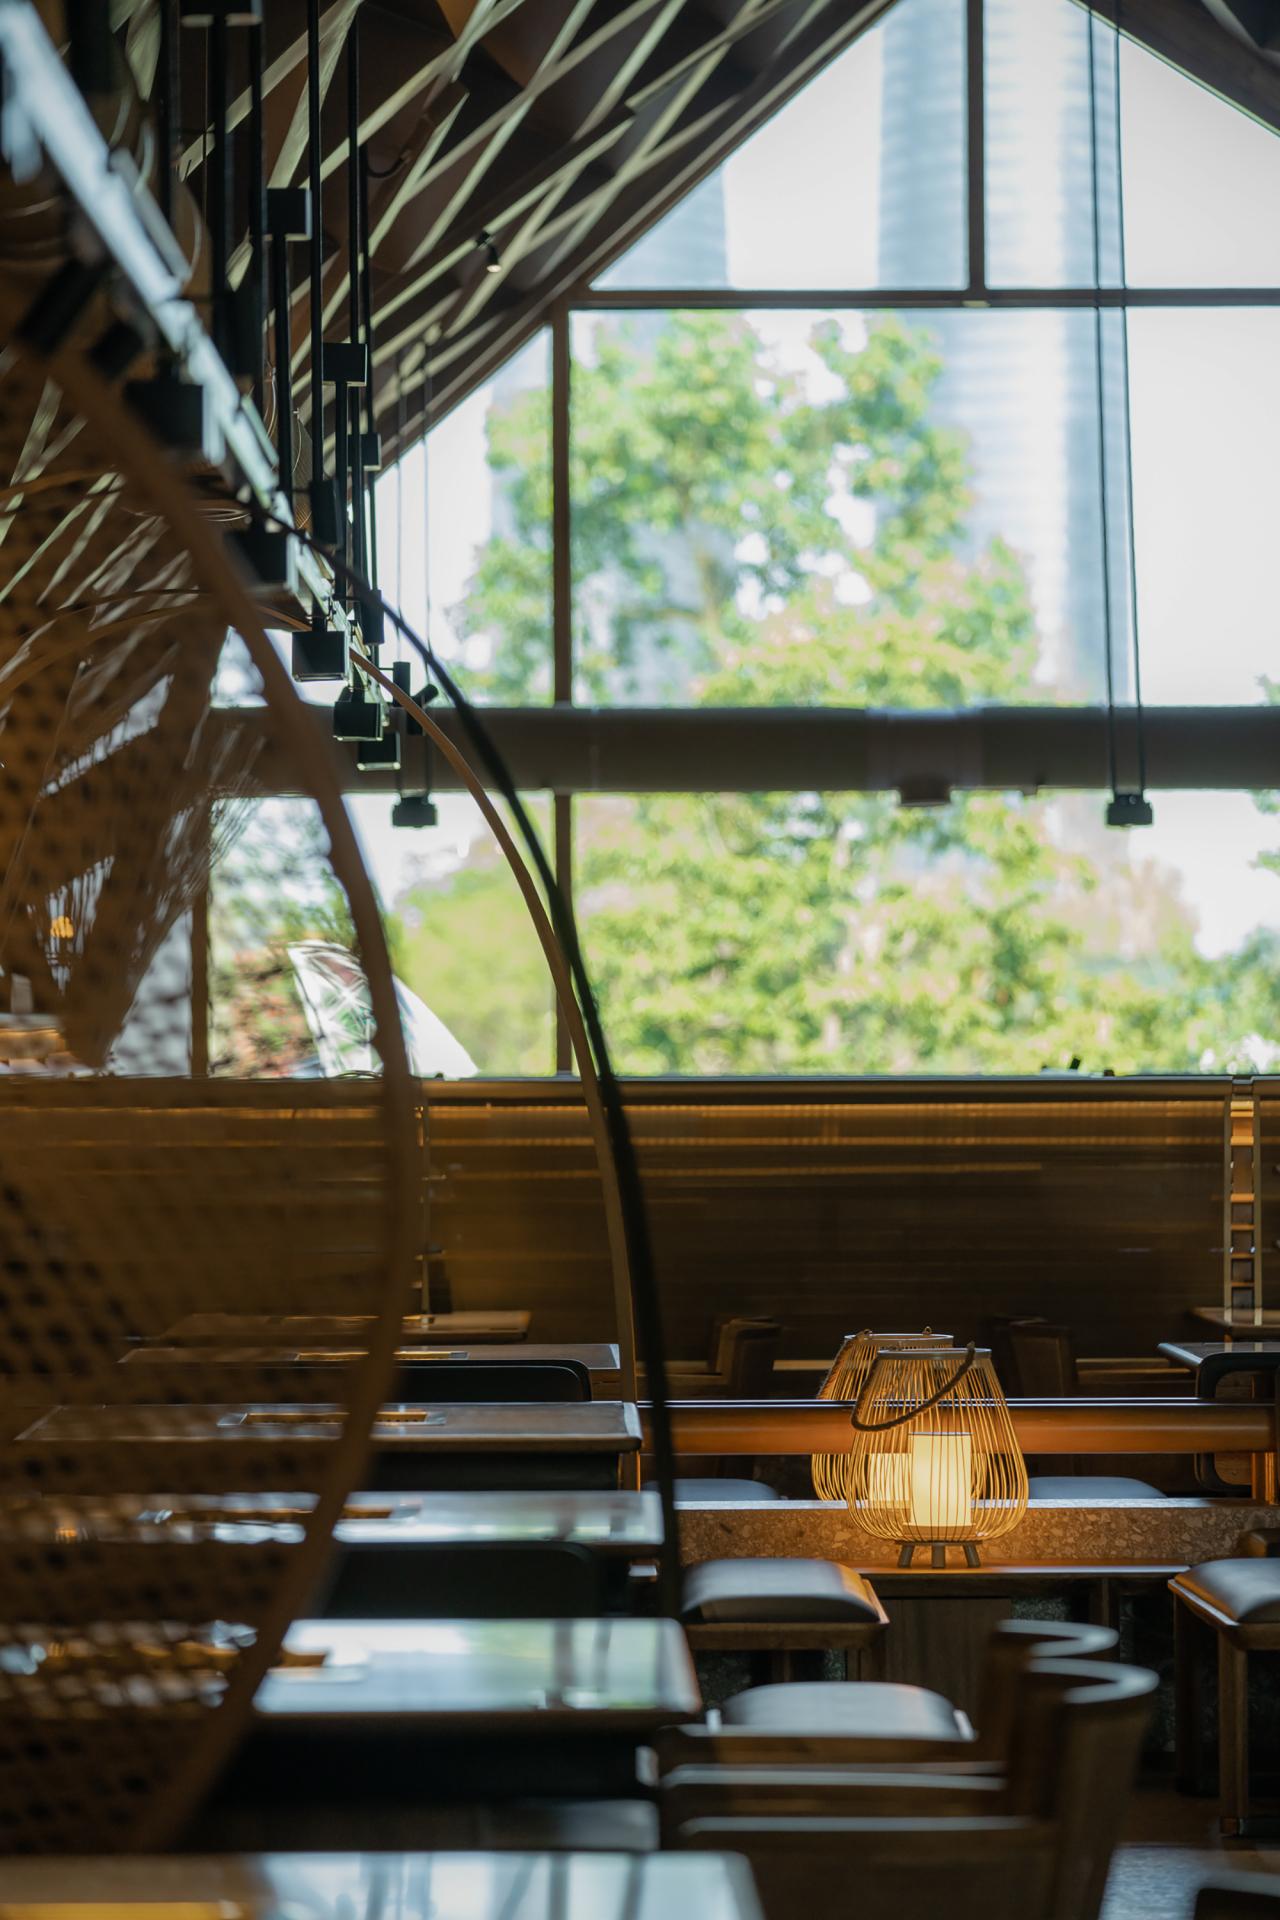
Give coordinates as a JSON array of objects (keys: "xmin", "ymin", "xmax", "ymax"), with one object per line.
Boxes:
[
  {"xmin": 120, "ymin": 1343, "xmax": 621, "ymax": 1395},
  {"xmin": 1159, "ymin": 1341, "xmax": 1280, "ymax": 1396},
  {"xmin": 13, "ymin": 1402, "xmax": 643, "ymax": 1492},
  {"xmin": 0, "ymin": 1852, "xmax": 762, "ymax": 1920},
  {"xmin": 217, "ymin": 1617, "xmax": 702, "ymax": 1805},
  {"xmin": 158, "ymin": 1311, "xmax": 533, "ymax": 1346},
  {"xmin": 1191, "ymin": 1307, "xmax": 1280, "ymax": 1338},
  {"xmin": 0, "ymin": 1488, "xmax": 662, "ymax": 1552},
  {"xmin": 0, "ymin": 1490, "xmax": 665, "ymax": 1621},
  {"xmin": 1159, "ymin": 1341, "xmax": 1280, "ymax": 1496}
]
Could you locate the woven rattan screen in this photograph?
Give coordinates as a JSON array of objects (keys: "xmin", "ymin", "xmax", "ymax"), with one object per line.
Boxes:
[{"xmin": 0, "ymin": 317, "xmax": 419, "ymax": 1847}]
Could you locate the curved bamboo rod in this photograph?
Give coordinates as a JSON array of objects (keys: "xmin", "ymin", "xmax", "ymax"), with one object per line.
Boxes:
[
  {"xmin": 353, "ymin": 648, "xmax": 639, "ymax": 1404},
  {"xmin": 45, "ymin": 345, "xmax": 421, "ymax": 1851}
]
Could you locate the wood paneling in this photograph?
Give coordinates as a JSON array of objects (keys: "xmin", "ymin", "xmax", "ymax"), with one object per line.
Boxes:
[{"xmin": 426, "ymin": 1079, "xmax": 1230, "ymax": 1359}]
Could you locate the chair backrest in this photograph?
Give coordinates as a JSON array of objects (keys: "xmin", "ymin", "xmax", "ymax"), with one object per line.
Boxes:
[
  {"xmin": 669, "ymin": 1654, "xmax": 1156, "ymax": 1920},
  {"xmin": 710, "ymin": 1316, "xmax": 782, "ymax": 1396},
  {"xmin": 315, "ymin": 1540, "xmax": 607, "ymax": 1619},
  {"xmin": 1004, "ymin": 1322, "xmax": 1079, "ymax": 1397},
  {"xmin": 390, "ymin": 1360, "xmax": 591, "ymax": 1402},
  {"xmin": 1001, "ymin": 1657, "xmax": 1157, "ymax": 1920},
  {"xmin": 674, "ymin": 1813, "xmax": 1057, "ymax": 1920},
  {"xmin": 971, "ymin": 1618, "xmax": 1119, "ymax": 1760},
  {"xmin": 1195, "ymin": 1878, "xmax": 1280, "ymax": 1918},
  {"xmin": 658, "ymin": 1617, "xmax": 1118, "ymax": 1775}
]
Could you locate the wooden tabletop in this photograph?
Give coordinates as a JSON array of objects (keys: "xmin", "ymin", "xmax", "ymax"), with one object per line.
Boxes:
[
  {"xmin": 10, "ymin": 1404, "xmax": 642, "ymax": 1492},
  {"xmin": 1191, "ymin": 1307, "xmax": 1280, "ymax": 1335},
  {"xmin": 0, "ymin": 1851, "xmax": 761, "ymax": 1918},
  {"xmin": 1161, "ymin": 1340, "xmax": 1280, "ymax": 1366},
  {"xmin": 157, "ymin": 1311, "xmax": 533, "ymax": 1346},
  {"xmin": 123, "ymin": 1342, "xmax": 620, "ymax": 1374},
  {"xmin": 254, "ymin": 1617, "xmax": 702, "ymax": 1729},
  {"xmin": 19, "ymin": 1402, "xmax": 642, "ymax": 1454},
  {"xmin": 0, "ymin": 1489, "xmax": 664, "ymax": 1554}
]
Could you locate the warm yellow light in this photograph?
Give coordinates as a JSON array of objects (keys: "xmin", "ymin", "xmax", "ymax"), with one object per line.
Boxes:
[
  {"xmin": 845, "ymin": 1345, "xmax": 1027, "ymax": 1567},
  {"xmin": 812, "ymin": 1328, "xmax": 950, "ymax": 1501},
  {"xmin": 908, "ymin": 1429, "xmax": 972, "ymax": 1535},
  {"xmin": 48, "ymin": 915, "xmax": 74, "ymax": 940}
]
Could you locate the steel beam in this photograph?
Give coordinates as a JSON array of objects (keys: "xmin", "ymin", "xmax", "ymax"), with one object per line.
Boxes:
[{"xmin": 258, "ymin": 702, "xmax": 1280, "ymax": 795}]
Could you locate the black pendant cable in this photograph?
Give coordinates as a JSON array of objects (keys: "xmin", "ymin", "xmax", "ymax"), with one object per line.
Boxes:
[
  {"xmin": 346, "ymin": 17, "xmax": 365, "ymax": 587},
  {"xmin": 386, "ymin": 338, "xmax": 436, "ymax": 829},
  {"xmin": 1087, "ymin": 1, "xmax": 1152, "ymax": 828},
  {"xmin": 155, "ymin": 0, "xmax": 177, "ymax": 232},
  {"xmin": 247, "ymin": 18, "xmax": 267, "ymax": 420},
  {"xmin": 305, "ymin": 0, "xmax": 328, "ymax": 530},
  {"xmin": 246, "ymin": 484, "xmax": 686, "ymax": 1613},
  {"xmin": 359, "ymin": 141, "xmax": 380, "ymax": 628}
]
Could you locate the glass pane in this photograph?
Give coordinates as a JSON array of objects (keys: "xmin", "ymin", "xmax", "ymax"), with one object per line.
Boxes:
[
  {"xmin": 566, "ymin": 307, "xmax": 1122, "ymax": 708},
  {"xmin": 1130, "ymin": 308, "xmax": 1280, "ymax": 705},
  {"xmin": 374, "ymin": 331, "xmax": 552, "ymax": 703},
  {"xmin": 987, "ymin": 0, "xmax": 1280, "ymax": 288},
  {"xmin": 210, "ymin": 794, "xmax": 556, "ymax": 1077},
  {"xmin": 349, "ymin": 792, "xmax": 556, "ymax": 1077},
  {"xmin": 577, "ymin": 789, "xmax": 1280, "ymax": 1074},
  {"xmin": 595, "ymin": 0, "xmax": 965, "ymax": 292}
]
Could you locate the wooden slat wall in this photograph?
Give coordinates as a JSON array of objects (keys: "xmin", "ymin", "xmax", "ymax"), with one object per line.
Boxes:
[
  {"xmin": 0, "ymin": 1077, "xmax": 1228, "ymax": 1360},
  {"xmin": 0, "ymin": 1080, "xmax": 423, "ymax": 1339},
  {"xmin": 426, "ymin": 1079, "xmax": 1231, "ymax": 1358}
]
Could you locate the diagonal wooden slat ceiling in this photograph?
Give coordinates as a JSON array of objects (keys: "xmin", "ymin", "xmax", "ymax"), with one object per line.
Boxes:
[{"xmin": 122, "ymin": 0, "xmax": 1280, "ymax": 465}]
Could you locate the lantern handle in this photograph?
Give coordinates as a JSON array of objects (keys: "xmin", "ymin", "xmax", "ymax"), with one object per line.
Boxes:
[{"xmin": 850, "ymin": 1344, "xmax": 977, "ymax": 1431}]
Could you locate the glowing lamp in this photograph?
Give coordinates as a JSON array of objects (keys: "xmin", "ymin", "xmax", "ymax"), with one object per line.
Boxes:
[
  {"xmin": 811, "ymin": 1329, "xmax": 950, "ymax": 1501},
  {"xmin": 847, "ymin": 1344, "xmax": 1026, "ymax": 1567}
]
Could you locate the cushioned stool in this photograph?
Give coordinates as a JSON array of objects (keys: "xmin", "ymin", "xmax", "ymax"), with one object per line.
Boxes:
[
  {"xmin": 720, "ymin": 1677, "xmax": 963, "ymax": 1740},
  {"xmin": 1170, "ymin": 1558, "xmax": 1280, "ymax": 1834},
  {"xmin": 670, "ymin": 1479, "xmax": 784, "ymax": 1505},
  {"xmin": 1029, "ymin": 1475, "xmax": 1164, "ymax": 1500},
  {"xmin": 681, "ymin": 1557, "xmax": 887, "ymax": 1680}
]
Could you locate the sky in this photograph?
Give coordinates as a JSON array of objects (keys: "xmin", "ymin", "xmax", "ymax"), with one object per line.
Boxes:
[{"xmin": 347, "ymin": 0, "xmax": 1280, "ymax": 963}]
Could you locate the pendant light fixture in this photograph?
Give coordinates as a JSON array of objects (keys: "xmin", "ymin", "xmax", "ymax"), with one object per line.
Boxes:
[
  {"xmin": 812, "ymin": 1328, "xmax": 951, "ymax": 1502},
  {"xmin": 846, "ymin": 1344, "xmax": 1028, "ymax": 1566}
]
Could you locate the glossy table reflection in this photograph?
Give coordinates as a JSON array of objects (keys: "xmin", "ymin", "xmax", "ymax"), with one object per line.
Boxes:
[
  {"xmin": 1160, "ymin": 1340, "xmax": 1280, "ymax": 1394},
  {"xmin": 214, "ymin": 1617, "xmax": 702, "ymax": 1808},
  {"xmin": 14, "ymin": 1403, "xmax": 643, "ymax": 1492},
  {"xmin": 0, "ymin": 1489, "xmax": 662, "ymax": 1552},
  {"xmin": 123, "ymin": 1342, "xmax": 620, "ymax": 1375},
  {"xmin": 0, "ymin": 1852, "xmax": 762, "ymax": 1919},
  {"xmin": 255, "ymin": 1616, "xmax": 700, "ymax": 1727},
  {"xmin": 158, "ymin": 1312, "xmax": 533, "ymax": 1346}
]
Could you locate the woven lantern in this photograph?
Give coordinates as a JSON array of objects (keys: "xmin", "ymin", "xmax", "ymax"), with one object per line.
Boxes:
[
  {"xmin": 811, "ymin": 1329, "xmax": 949, "ymax": 1501},
  {"xmin": 847, "ymin": 1345, "xmax": 1027, "ymax": 1566}
]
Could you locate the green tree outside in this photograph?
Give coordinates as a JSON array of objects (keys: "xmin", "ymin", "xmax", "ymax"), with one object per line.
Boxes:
[{"xmin": 403, "ymin": 308, "xmax": 1279, "ymax": 1076}]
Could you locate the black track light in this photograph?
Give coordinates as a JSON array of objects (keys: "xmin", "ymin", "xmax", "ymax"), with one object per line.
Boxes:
[
  {"xmin": 332, "ymin": 683, "xmax": 384, "ymax": 741},
  {"xmin": 478, "ymin": 230, "xmax": 502, "ymax": 274},
  {"xmin": 1105, "ymin": 792, "xmax": 1154, "ymax": 829},
  {"xmin": 392, "ymin": 792, "xmax": 439, "ymax": 829}
]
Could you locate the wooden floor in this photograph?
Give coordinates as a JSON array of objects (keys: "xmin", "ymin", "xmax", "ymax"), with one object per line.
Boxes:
[{"xmin": 1104, "ymin": 1783, "xmax": 1280, "ymax": 1918}]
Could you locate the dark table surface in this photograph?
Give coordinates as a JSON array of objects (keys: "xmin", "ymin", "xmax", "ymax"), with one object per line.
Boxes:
[
  {"xmin": 253, "ymin": 1616, "xmax": 701, "ymax": 1729},
  {"xmin": 1159, "ymin": 1340, "xmax": 1280, "ymax": 1396},
  {"xmin": 158, "ymin": 1312, "xmax": 533, "ymax": 1346},
  {"xmin": 124, "ymin": 1342, "xmax": 620, "ymax": 1374},
  {"xmin": 0, "ymin": 1488, "xmax": 663, "ymax": 1553},
  {"xmin": 19, "ymin": 1402, "xmax": 641, "ymax": 1453}
]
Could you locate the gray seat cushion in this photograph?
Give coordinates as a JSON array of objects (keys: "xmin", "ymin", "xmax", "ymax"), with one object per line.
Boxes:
[
  {"xmin": 682, "ymin": 1558, "xmax": 884, "ymax": 1624},
  {"xmin": 1029, "ymin": 1476, "xmax": 1164, "ymax": 1500},
  {"xmin": 1172, "ymin": 1559, "xmax": 1280, "ymax": 1626},
  {"xmin": 667, "ymin": 1478, "xmax": 783, "ymax": 1504},
  {"xmin": 722, "ymin": 1680, "xmax": 963, "ymax": 1740}
]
